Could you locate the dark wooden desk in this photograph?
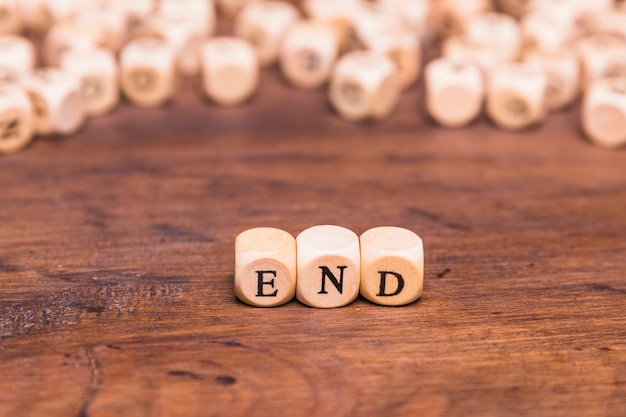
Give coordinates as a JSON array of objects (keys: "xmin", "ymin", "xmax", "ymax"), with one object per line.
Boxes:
[{"xmin": 1, "ymin": 70, "xmax": 625, "ymax": 417}]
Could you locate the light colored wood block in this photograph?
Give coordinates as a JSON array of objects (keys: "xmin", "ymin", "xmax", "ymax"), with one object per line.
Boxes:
[
  {"xmin": 43, "ymin": 21, "xmax": 107, "ymax": 67},
  {"xmin": 279, "ymin": 20, "xmax": 339, "ymax": 90},
  {"xmin": 106, "ymin": 0, "xmax": 155, "ymax": 37},
  {"xmin": 350, "ymin": 5, "xmax": 405, "ymax": 50},
  {"xmin": 0, "ymin": 0, "xmax": 22, "ymax": 35},
  {"xmin": 141, "ymin": 15, "xmax": 204, "ymax": 78},
  {"xmin": 329, "ymin": 50, "xmax": 400, "ymax": 122},
  {"xmin": 302, "ymin": 0, "xmax": 360, "ymax": 53},
  {"xmin": 0, "ymin": 36, "xmax": 36, "ymax": 83},
  {"xmin": 296, "ymin": 225, "xmax": 360, "ymax": 309},
  {"xmin": 60, "ymin": 47, "xmax": 119, "ymax": 116},
  {"xmin": 158, "ymin": 0, "xmax": 216, "ymax": 38},
  {"xmin": 522, "ymin": 48, "xmax": 579, "ymax": 111},
  {"xmin": 425, "ymin": 57, "xmax": 484, "ymax": 127},
  {"xmin": 576, "ymin": 35, "xmax": 626, "ymax": 91},
  {"xmin": 235, "ymin": 227, "xmax": 296, "ymax": 307},
  {"xmin": 521, "ymin": 12, "xmax": 574, "ymax": 54},
  {"xmin": 0, "ymin": 83, "xmax": 34, "ymax": 154},
  {"xmin": 360, "ymin": 226, "xmax": 424, "ymax": 306},
  {"xmin": 442, "ymin": 35, "xmax": 502, "ymax": 78},
  {"xmin": 234, "ymin": 0, "xmax": 300, "ymax": 67},
  {"xmin": 582, "ymin": 76, "xmax": 626, "ymax": 149},
  {"xmin": 72, "ymin": 7, "xmax": 128, "ymax": 53},
  {"xmin": 486, "ymin": 63, "xmax": 547, "ymax": 130},
  {"xmin": 21, "ymin": 68, "xmax": 85, "ymax": 136},
  {"xmin": 379, "ymin": 0, "xmax": 431, "ymax": 41},
  {"xmin": 368, "ymin": 31, "xmax": 421, "ymax": 90},
  {"xmin": 465, "ymin": 12, "xmax": 522, "ymax": 63},
  {"xmin": 201, "ymin": 36, "xmax": 259, "ymax": 106},
  {"xmin": 429, "ymin": 0, "xmax": 491, "ymax": 40},
  {"xmin": 120, "ymin": 37, "xmax": 176, "ymax": 108}
]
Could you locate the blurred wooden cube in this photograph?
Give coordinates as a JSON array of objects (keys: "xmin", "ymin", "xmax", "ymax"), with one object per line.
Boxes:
[
  {"xmin": 60, "ymin": 47, "xmax": 119, "ymax": 116},
  {"xmin": 582, "ymin": 76, "xmax": 626, "ymax": 149},
  {"xmin": 0, "ymin": 83, "xmax": 34, "ymax": 154},
  {"xmin": 486, "ymin": 63, "xmax": 547, "ymax": 130},
  {"xmin": 234, "ymin": 0, "xmax": 300, "ymax": 67},
  {"xmin": 425, "ymin": 57, "xmax": 484, "ymax": 127},
  {"xmin": 279, "ymin": 20, "xmax": 340, "ymax": 90},
  {"xmin": 329, "ymin": 50, "xmax": 400, "ymax": 122},
  {"xmin": 21, "ymin": 67, "xmax": 85, "ymax": 135},
  {"xmin": 120, "ymin": 37, "xmax": 176, "ymax": 108},
  {"xmin": 201, "ymin": 36, "xmax": 259, "ymax": 106}
]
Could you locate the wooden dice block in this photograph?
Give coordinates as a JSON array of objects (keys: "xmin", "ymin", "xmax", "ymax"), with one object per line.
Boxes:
[
  {"xmin": 430, "ymin": 0, "xmax": 491, "ymax": 40},
  {"xmin": 0, "ymin": 36, "xmax": 36, "ymax": 83},
  {"xmin": 120, "ymin": 37, "xmax": 176, "ymax": 108},
  {"xmin": 142, "ymin": 15, "xmax": 204, "ymax": 77},
  {"xmin": 234, "ymin": 0, "xmax": 300, "ymax": 67},
  {"xmin": 576, "ymin": 35, "xmax": 626, "ymax": 91},
  {"xmin": 0, "ymin": 0, "xmax": 22, "ymax": 35},
  {"xmin": 521, "ymin": 12, "xmax": 573, "ymax": 54},
  {"xmin": 158, "ymin": 0, "xmax": 216, "ymax": 38},
  {"xmin": 235, "ymin": 227, "xmax": 296, "ymax": 307},
  {"xmin": 302, "ymin": 0, "xmax": 360, "ymax": 52},
  {"xmin": 21, "ymin": 68, "xmax": 85, "ymax": 136},
  {"xmin": 368, "ymin": 31, "xmax": 421, "ymax": 90},
  {"xmin": 43, "ymin": 21, "xmax": 107, "ymax": 67},
  {"xmin": 379, "ymin": 0, "xmax": 431, "ymax": 41},
  {"xmin": 465, "ymin": 12, "xmax": 522, "ymax": 62},
  {"xmin": 522, "ymin": 48, "xmax": 579, "ymax": 111},
  {"xmin": 0, "ymin": 84, "xmax": 34, "ymax": 154},
  {"xmin": 279, "ymin": 20, "xmax": 339, "ymax": 90},
  {"xmin": 360, "ymin": 227, "xmax": 424, "ymax": 306},
  {"xmin": 72, "ymin": 7, "xmax": 128, "ymax": 53},
  {"xmin": 582, "ymin": 77, "xmax": 626, "ymax": 149},
  {"xmin": 486, "ymin": 64, "xmax": 547, "ymax": 130},
  {"xmin": 201, "ymin": 37, "xmax": 259, "ymax": 106},
  {"xmin": 60, "ymin": 47, "xmax": 119, "ymax": 116},
  {"xmin": 442, "ymin": 35, "xmax": 501, "ymax": 77},
  {"xmin": 329, "ymin": 51, "xmax": 400, "ymax": 122},
  {"xmin": 296, "ymin": 225, "xmax": 360, "ymax": 309},
  {"xmin": 425, "ymin": 57, "xmax": 484, "ymax": 127}
]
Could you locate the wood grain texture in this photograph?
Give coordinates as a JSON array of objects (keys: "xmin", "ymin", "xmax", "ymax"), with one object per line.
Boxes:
[{"xmin": 1, "ymin": 69, "xmax": 625, "ymax": 417}]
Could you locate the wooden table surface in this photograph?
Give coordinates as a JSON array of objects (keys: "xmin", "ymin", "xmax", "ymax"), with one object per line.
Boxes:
[{"xmin": 1, "ymin": 69, "xmax": 625, "ymax": 417}]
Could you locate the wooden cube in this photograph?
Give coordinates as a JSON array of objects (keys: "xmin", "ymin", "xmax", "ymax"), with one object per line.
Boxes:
[
  {"xmin": 0, "ymin": 0, "xmax": 22, "ymax": 35},
  {"xmin": 296, "ymin": 225, "xmax": 360, "ymax": 309},
  {"xmin": 368, "ymin": 31, "xmax": 421, "ymax": 90},
  {"xmin": 142, "ymin": 15, "xmax": 204, "ymax": 77},
  {"xmin": 465, "ymin": 12, "xmax": 522, "ymax": 62},
  {"xmin": 43, "ymin": 21, "xmax": 107, "ymax": 67},
  {"xmin": 302, "ymin": 0, "xmax": 360, "ymax": 52},
  {"xmin": 235, "ymin": 227, "xmax": 296, "ymax": 307},
  {"xmin": 522, "ymin": 48, "xmax": 579, "ymax": 111},
  {"xmin": 0, "ymin": 84, "xmax": 34, "ymax": 154},
  {"xmin": 120, "ymin": 37, "xmax": 176, "ymax": 108},
  {"xmin": 21, "ymin": 68, "xmax": 85, "ymax": 136},
  {"xmin": 60, "ymin": 47, "xmax": 119, "ymax": 116},
  {"xmin": 0, "ymin": 36, "xmax": 36, "ymax": 83},
  {"xmin": 576, "ymin": 35, "xmax": 626, "ymax": 91},
  {"xmin": 158, "ymin": 0, "xmax": 216, "ymax": 38},
  {"xmin": 201, "ymin": 37, "xmax": 259, "ymax": 106},
  {"xmin": 379, "ymin": 0, "xmax": 431, "ymax": 41},
  {"xmin": 582, "ymin": 76, "xmax": 626, "ymax": 149},
  {"xmin": 279, "ymin": 20, "xmax": 339, "ymax": 90},
  {"xmin": 234, "ymin": 0, "xmax": 300, "ymax": 67},
  {"xmin": 360, "ymin": 227, "xmax": 423, "ymax": 306},
  {"xmin": 430, "ymin": 0, "xmax": 491, "ymax": 40},
  {"xmin": 486, "ymin": 64, "xmax": 547, "ymax": 130},
  {"xmin": 425, "ymin": 57, "xmax": 484, "ymax": 127},
  {"xmin": 521, "ymin": 12, "xmax": 573, "ymax": 54},
  {"xmin": 329, "ymin": 51, "xmax": 400, "ymax": 122},
  {"xmin": 442, "ymin": 35, "xmax": 502, "ymax": 77},
  {"xmin": 72, "ymin": 7, "xmax": 129, "ymax": 53}
]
